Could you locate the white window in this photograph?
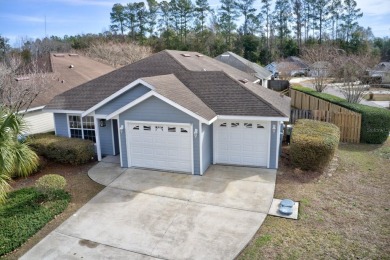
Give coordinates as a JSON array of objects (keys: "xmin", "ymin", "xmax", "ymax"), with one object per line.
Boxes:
[{"xmin": 68, "ymin": 115, "xmax": 96, "ymax": 142}]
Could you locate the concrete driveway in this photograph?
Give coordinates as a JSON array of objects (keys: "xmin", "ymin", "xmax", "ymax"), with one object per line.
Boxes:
[{"xmin": 22, "ymin": 160, "xmax": 276, "ymax": 260}]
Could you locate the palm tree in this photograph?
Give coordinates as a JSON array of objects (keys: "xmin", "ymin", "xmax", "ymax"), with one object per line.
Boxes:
[{"xmin": 0, "ymin": 107, "xmax": 39, "ymax": 203}]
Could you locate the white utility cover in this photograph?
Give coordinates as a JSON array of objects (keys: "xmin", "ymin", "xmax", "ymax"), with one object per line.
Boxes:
[
  {"xmin": 214, "ymin": 120, "xmax": 270, "ymax": 167},
  {"xmin": 126, "ymin": 121, "xmax": 192, "ymax": 173}
]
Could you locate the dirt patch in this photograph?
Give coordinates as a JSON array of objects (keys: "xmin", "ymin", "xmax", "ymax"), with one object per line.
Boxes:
[
  {"xmin": 3, "ymin": 161, "xmax": 104, "ymax": 260},
  {"xmin": 239, "ymin": 139, "xmax": 390, "ymax": 259}
]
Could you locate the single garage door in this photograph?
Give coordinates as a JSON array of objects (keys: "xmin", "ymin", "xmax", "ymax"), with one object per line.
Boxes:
[
  {"xmin": 126, "ymin": 121, "xmax": 192, "ymax": 173},
  {"xmin": 214, "ymin": 120, "xmax": 270, "ymax": 167}
]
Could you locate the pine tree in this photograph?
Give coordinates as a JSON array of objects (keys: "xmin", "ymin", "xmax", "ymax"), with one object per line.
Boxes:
[
  {"xmin": 273, "ymin": 0, "xmax": 292, "ymax": 55},
  {"xmin": 341, "ymin": 0, "xmax": 362, "ymax": 43},
  {"xmin": 194, "ymin": 0, "xmax": 211, "ymax": 34},
  {"xmin": 291, "ymin": 0, "xmax": 303, "ymax": 49},
  {"xmin": 110, "ymin": 4, "xmax": 127, "ymax": 36},
  {"xmin": 147, "ymin": 0, "xmax": 159, "ymax": 36},
  {"xmin": 219, "ymin": 0, "xmax": 239, "ymax": 46},
  {"xmin": 261, "ymin": 0, "xmax": 272, "ymax": 49},
  {"xmin": 236, "ymin": 0, "xmax": 257, "ymax": 35}
]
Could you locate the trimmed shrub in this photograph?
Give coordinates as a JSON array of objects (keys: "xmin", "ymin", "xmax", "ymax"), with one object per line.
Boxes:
[
  {"xmin": 35, "ymin": 174, "xmax": 67, "ymax": 198},
  {"xmin": 292, "ymin": 86, "xmax": 390, "ymax": 144},
  {"xmin": 29, "ymin": 134, "xmax": 95, "ymax": 165},
  {"xmin": 290, "ymin": 119, "xmax": 340, "ymax": 171}
]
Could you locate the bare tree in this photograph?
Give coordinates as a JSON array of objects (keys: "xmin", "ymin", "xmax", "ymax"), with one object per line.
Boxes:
[
  {"xmin": 0, "ymin": 55, "xmax": 53, "ymax": 113},
  {"xmin": 332, "ymin": 52, "xmax": 379, "ymax": 103},
  {"xmin": 80, "ymin": 40, "xmax": 152, "ymax": 68},
  {"xmin": 302, "ymin": 44, "xmax": 338, "ymax": 92}
]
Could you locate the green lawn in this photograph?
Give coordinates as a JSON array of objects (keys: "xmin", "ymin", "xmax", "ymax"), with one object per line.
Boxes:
[
  {"xmin": 239, "ymin": 138, "xmax": 390, "ymax": 259},
  {"xmin": 0, "ymin": 188, "xmax": 70, "ymax": 256}
]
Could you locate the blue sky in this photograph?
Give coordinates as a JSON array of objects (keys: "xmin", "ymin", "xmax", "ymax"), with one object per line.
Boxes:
[{"xmin": 0, "ymin": 0, "xmax": 389, "ymax": 47}]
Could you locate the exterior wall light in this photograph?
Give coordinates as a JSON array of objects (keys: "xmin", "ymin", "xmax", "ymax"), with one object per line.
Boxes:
[
  {"xmin": 120, "ymin": 125, "xmax": 124, "ymax": 134},
  {"xmin": 99, "ymin": 119, "xmax": 106, "ymax": 127},
  {"xmin": 272, "ymin": 124, "xmax": 276, "ymax": 133},
  {"xmin": 194, "ymin": 128, "xmax": 198, "ymax": 138}
]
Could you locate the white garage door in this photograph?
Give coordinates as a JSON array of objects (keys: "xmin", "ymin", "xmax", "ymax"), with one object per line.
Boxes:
[
  {"xmin": 126, "ymin": 121, "xmax": 192, "ymax": 173},
  {"xmin": 214, "ymin": 120, "xmax": 270, "ymax": 167}
]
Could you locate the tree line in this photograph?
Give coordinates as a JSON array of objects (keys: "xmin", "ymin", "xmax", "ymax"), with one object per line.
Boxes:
[
  {"xmin": 1, "ymin": 0, "xmax": 389, "ymax": 66},
  {"xmin": 107, "ymin": 0, "xmax": 370, "ymax": 64}
]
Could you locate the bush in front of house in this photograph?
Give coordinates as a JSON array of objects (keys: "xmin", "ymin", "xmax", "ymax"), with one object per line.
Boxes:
[
  {"xmin": 29, "ymin": 134, "xmax": 95, "ymax": 165},
  {"xmin": 35, "ymin": 174, "xmax": 67, "ymax": 198},
  {"xmin": 290, "ymin": 119, "xmax": 340, "ymax": 171},
  {"xmin": 292, "ymin": 86, "xmax": 390, "ymax": 144}
]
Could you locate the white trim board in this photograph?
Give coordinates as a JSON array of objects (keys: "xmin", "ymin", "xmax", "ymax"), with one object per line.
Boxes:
[
  {"xmin": 217, "ymin": 115, "xmax": 289, "ymax": 122},
  {"xmin": 106, "ymin": 91, "xmax": 209, "ymax": 124},
  {"xmin": 18, "ymin": 106, "xmax": 45, "ymax": 114},
  {"xmin": 45, "ymin": 109, "xmax": 85, "ymax": 114},
  {"xmin": 82, "ymin": 79, "xmax": 155, "ymax": 117}
]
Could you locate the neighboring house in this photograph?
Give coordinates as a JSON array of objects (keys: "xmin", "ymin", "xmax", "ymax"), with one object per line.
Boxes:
[
  {"xmin": 368, "ymin": 62, "xmax": 390, "ymax": 83},
  {"xmin": 308, "ymin": 61, "xmax": 331, "ymax": 77},
  {"xmin": 44, "ymin": 50, "xmax": 290, "ymax": 175},
  {"xmin": 266, "ymin": 56, "xmax": 309, "ymax": 77},
  {"xmin": 21, "ymin": 53, "xmax": 114, "ymax": 134},
  {"xmin": 215, "ymin": 51, "xmax": 272, "ymax": 88}
]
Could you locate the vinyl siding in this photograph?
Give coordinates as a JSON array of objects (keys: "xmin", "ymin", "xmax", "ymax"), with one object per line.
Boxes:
[
  {"xmin": 119, "ymin": 96, "xmax": 200, "ymax": 175},
  {"xmin": 53, "ymin": 113, "xmax": 69, "ymax": 137},
  {"xmin": 24, "ymin": 110, "xmax": 55, "ymax": 134},
  {"xmin": 96, "ymin": 84, "xmax": 150, "ymax": 115},
  {"xmin": 201, "ymin": 123, "xmax": 213, "ymax": 174},
  {"xmin": 99, "ymin": 119, "xmax": 114, "ymax": 156},
  {"xmin": 269, "ymin": 121, "xmax": 279, "ymax": 168}
]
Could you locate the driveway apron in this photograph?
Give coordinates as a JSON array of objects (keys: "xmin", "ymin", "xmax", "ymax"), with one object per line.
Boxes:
[{"xmin": 21, "ymin": 163, "xmax": 276, "ymax": 260}]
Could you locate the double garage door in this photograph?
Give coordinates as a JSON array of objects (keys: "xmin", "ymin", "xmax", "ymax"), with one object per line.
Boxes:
[
  {"xmin": 126, "ymin": 121, "xmax": 192, "ymax": 173},
  {"xmin": 214, "ymin": 120, "xmax": 270, "ymax": 167}
]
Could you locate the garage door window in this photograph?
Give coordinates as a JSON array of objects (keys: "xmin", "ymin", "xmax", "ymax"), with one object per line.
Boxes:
[
  {"xmin": 180, "ymin": 127, "xmax": 189, "ymax": 133},
  {"xmin": 231, "ymin": 123, "xmax": 239, "ymax": 127},
  {"xmin": 168, "ymin": 127, "xmax": 176, "ymax": 132},
  {"xmin": 143, "ymin": 125, "xmax": 151, "ymax": 131},
  {"xmin": 244, "ymin": 123, "xmax": 253, "ymax": 128},
  {"xmin": 257, "ymin": 124, "xmax": 264, "ymax": 128}
]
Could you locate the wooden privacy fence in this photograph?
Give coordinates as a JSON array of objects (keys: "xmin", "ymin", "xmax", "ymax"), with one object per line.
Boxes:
[{"xmin": 290, "ymin": 89, "xmax": 362, "ymax": 143}]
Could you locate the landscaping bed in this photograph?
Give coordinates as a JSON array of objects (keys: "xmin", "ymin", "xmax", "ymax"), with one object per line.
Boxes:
[
  {"xmin": 0, "ymin": 188, "xmax": 70, "ymax": 256},
  {"xmin": 238, "ymin": 138, "xmax": 390, "ymax": 259},
  {"xmin": 2, "ymin": 161, "xmax": 104, "ymax": 259}
]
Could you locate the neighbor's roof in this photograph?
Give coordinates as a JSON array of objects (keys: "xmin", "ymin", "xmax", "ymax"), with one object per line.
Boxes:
[
  {"xmin": 165, "ymin": 50, "xmax": 258, "ymax": 82},
  {"xmin": 30, "ymin": 53, "xmax": 114, "ymax": 109},
  {"xmin": 215, "ymin": 51, "xmax": 272, "ymax": 79},
  {"xmin": 266, "ymin": 56, "xmax": 309, "ymax": 72},
  {"xmin": 372, "ymin": 62, "xmax": 390, "ymax": 72},
  {"xmin": 45, "ymin": 50, "xmax": 290, "ymax": 118}
]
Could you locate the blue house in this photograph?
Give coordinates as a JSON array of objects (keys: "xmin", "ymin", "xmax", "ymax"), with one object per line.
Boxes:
[{"xmin": 45, "ymin": 50, "xmax": 290, "ymax": 175}]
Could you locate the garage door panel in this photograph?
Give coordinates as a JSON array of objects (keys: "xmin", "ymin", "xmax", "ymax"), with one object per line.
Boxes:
[
  {"xmin": 126, "ymin": 122, "xmax": 192, "ymax": 173},
  {"xmin": 215, "ymin": 120, "xmax": 270, "ymax": 167}
]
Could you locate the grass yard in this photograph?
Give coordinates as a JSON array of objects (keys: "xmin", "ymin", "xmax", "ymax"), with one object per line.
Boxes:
[
  {"xmin": 239, "ymin": 138, "xmax": 390, "ymax": 259},
  {"xmin": 1, "ymin": 161, "xmax": 104, "ymax": 259}
]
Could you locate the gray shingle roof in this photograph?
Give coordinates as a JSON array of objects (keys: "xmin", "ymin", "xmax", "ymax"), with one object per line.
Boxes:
[
  {"xmin": 165, "ymin": 50, "xmax": 258, "ymax": 82},
  {"xmin": 45, "ymin": 50, "xmax": 290, "ymax": 119},
  {"xmin": 215, "ymin": 51, "xmax": 272, "ymax": 79},
  {"xmin": 141, "ymin": 74, "xmax": 216, "ymax": 121}
]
